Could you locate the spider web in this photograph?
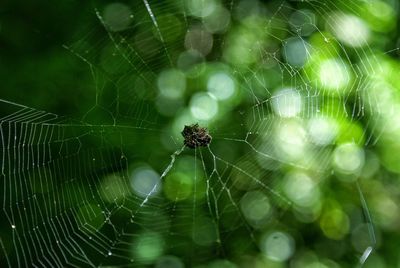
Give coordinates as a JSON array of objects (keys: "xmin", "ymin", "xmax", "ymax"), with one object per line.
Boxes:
[{"xmin": 1, "ymin": 0, "xmax": 399, "ymax": 267}]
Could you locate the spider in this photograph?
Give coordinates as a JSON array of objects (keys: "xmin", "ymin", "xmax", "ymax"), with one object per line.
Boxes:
[{"xmin": 181, "ymin": 123, "xmax": 212, "ymax": 149}]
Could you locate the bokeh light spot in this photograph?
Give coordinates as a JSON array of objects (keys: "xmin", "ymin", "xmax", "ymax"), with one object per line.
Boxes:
[
  {"xmin": 308, "ymin": 117, "xmax": 338, "ymax": 145},
  {"xmin": 130, "ymin": 167, "xmax": 161, "ymax": 198},
  {"xmin": 283, "ymin": 37, "xmax": 311, "ymax": 67},
  {"xmin": 320, "ymin": 209, "xmax": 350, "ymax": 240},
  {"xmin": 185, "ymin": 27, "xmax": 214, "ymax": 56},
  {"xmin": 207, "ymin": 72, "xmax": 236, "ymax": 101},
  {"xmin": 284, "ymin": 172, "xmax": 320, "ymax": 207},
  {"xmin": 132, "ymin": 232, "xmax": 164, "ymax": 264},
  {"xmin": 328, "ymin": 13, "xmax": 370, "ymax": 47},
  {"xmin": 157, "ymin": 69, "xmax": 186, "ymax": 99},
  {"xmin": 186, "ymin": 0, "xmax": 217, "ymax": 18},
  {"xmin": 318, "ymin": 59, "xmax": 351, "ymax": 91},
  {"xmin": 260, "ymin": 231, "xmax": 295, "ymax": 262},
  {"xmin": 333, "ymin": 143, "xmax": 365, "ymax": 175},
  {"xmin": 272, "ymin": 88, "xmax": 302, "ymax": 117},
  {"xmin": 102, "ymin": 3, "xmax": 133, "ymax": 32},
  {"xmin": 240, "ymin": 191, "xmax": 272, "ymax": 224},
  {"xmin": 190, "ymin": 92, "xmax": 218, "ymax": 120},
  {"xmin": 203, "ymin": 5, "xmax": 231, "ymax": 33},
  {"xmin": 275, "ymin": 120, "xmax": 307, "ymax": 161}
]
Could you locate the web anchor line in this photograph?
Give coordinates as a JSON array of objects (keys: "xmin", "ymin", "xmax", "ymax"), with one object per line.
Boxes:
[
  {"xmin": 136, "ymin": 146, "xmax": 185, "ymax": 211},
  {"xmin": 356, "ymin": 180, "xmax": 376, "ymax": 267}
]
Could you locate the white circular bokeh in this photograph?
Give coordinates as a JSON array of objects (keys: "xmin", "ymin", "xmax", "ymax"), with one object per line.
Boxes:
[
  {"xmin": 184, "ymin": 27, "xmax": 214, "ymax": 56},
  {"xmin": 333, "ymin": 143, "xmax": 365, "ymax": 174},
  {"xmin": 157, "ymin": 69, "xmax": 186, "ymax": 99},
  {"xmin": 190, "ymin": 92, "xmax": 218, "ymax": 120},
  {"xmin": 186, "ymin": 0, "xmax": 217, "ymax": 18},
  {"xmin": 240, "ymin": 191, "xmax": 272, "ymax": 223},
  {"xmin": 308, "ymin": 117, "xmax": 338, "ymax": 145},
  {"xmin": 328, "ymin": 13, "xmax": 370, "ymax": 47},
  {"xmin": 284, "ymin": 172, "xmax": 320, "ymax": 207},
  {"xmin": 130, "ymin": 167, "xmax": 161, "ymax": 198},
  {"xmin": 318, "ymin": 59, "xmax": 351, "ymax": 90},
  {"xmin": 207, "ymin": 72, "xmax": 236, "ymax": 101},
  {"xmin": 272, "ymin": 88, "xmax": 302, "ymax": 118},
  {"xmin": 260, "ymin": 231, "xmax": 295, "ymax": 262}
]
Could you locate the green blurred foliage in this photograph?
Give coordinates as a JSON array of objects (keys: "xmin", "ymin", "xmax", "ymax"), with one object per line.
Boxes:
[{"xmin": 1, "ymin": 0, "xmax": 400, "ymax": 267}]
